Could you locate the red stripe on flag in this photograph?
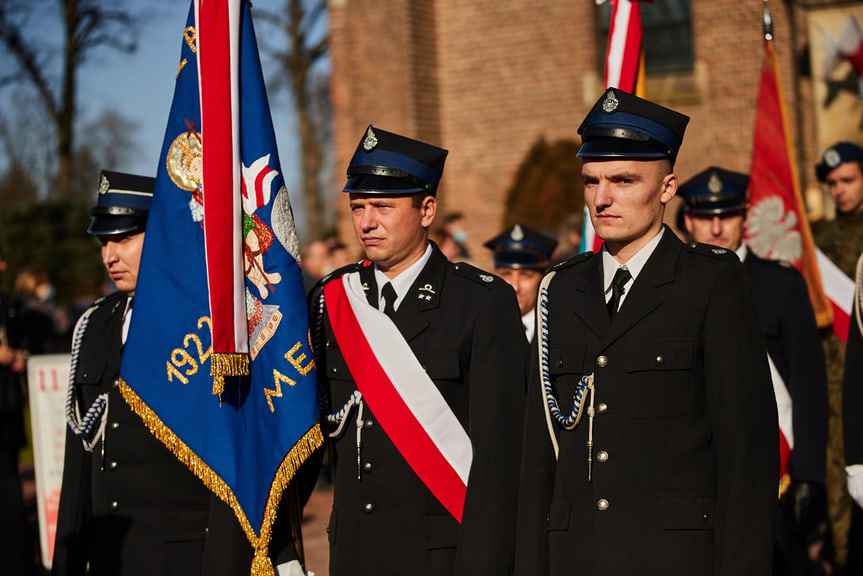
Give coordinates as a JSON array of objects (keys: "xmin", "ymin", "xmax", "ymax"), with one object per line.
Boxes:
[
  {"xmin": 198, "ymin": 1, "xmax": 241, "ymax": 353},
  {"xmin": 324, "ymin": 280, "xmax": 468, "ymax": 521},
  {"xmin": 832, "ymin": 299, "xmax": 851, "ymax": 343}
]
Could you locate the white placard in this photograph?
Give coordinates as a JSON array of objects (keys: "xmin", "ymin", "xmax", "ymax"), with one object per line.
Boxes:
[{"xmin": 26, "ymin": 354, "xmax": 70, "ymax": 570}]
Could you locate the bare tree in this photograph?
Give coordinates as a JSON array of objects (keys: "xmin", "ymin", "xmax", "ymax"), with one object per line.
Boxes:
[
  {"xmin": 256, "ymin": 0, "xmax": 330, "ymax": 241},
  {"xmin": 0, "ymin": 0, "xmax": 136, "ymax": 198}
]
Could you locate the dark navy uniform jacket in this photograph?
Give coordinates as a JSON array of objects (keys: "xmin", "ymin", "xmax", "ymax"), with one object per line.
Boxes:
[
  {"xmin": 314, "ymin": 243, "xmax": 527, "ymax": 576},
  {"xmin": 53, "ymin": 291, "xmax": 294, "ymax": 575},
  {"xmin": 515, "ymin": 228, "xmax": 778, "ymax": 576},
  {"xmin": 744, "ymin": 250, "xmax": 827, "ymax": 484}
]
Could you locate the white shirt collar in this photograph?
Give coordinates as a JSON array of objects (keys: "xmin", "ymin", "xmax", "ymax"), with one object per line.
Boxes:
[
  {"xmin": 601, "ymin": 227, "xmax": 665, "ymax": 303},
  {"xmin": 374, "ymin": 242, "xmax": 433, "ymax": 312},
  {"xmin": 735, "ymin": 243, "xmax": 748, "ymax": 262},
  {"xmin": 522, "ymin": 308, "xmax": 536, "ymax": 343}
]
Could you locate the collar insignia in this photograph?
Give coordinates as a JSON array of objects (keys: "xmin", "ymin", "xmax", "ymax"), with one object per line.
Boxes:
[
  {"xmin": 419, "ymin": 283, "xmax": 436, "ymax": 294},
  {"xmin": 712, "ymin": 248, "xmax": 727, "ymax": 255},
  {"xmin": 361, "ymin": 282, "xmax": 369, "ymax": 293},
  {"xmin": 363, "ymin": 127, "xmax": 378, "ymax": 152},
  {"xmin": 479, "ymin": 274, "xmax": 494, "ymax": 283},
  {"xmin": 602, "ymin": 90, "xmax": 619, "ymax": 113}
]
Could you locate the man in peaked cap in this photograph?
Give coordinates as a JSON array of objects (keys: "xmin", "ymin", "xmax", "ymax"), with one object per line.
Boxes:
[
  {"xmin": 311, "ymin": 125, "xmax": 526, "ymax": 575},
  {"xmin": 54, "ymin": 171, "xmax": 289, "ymax": 576},
  {"xmin": 811, "ymin": 141, "xmax": 863, "ymax": 570},
  {"xmin": 484, "ymin": 223, "xmax": 558, "ymax": 342},
  {"xmin": 681, "ymin": 166, "xmax": 828, "ymax": 576},
  {"xmin": 515, "ymin": 89, "xmax": 778, "ymax": 576}
]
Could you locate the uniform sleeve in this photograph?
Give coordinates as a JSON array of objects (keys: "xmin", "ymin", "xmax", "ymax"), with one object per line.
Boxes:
[
  {"xmin": 704, "ymin": 261, "xmax": 778, "ymax": 576},
  {"xmin": 52, "ymin": 426, "xmax": 91, "ymax": 576},
  {"xmin": 783, "ymin": 268, "xmax": 828, "ymax": 483},
  {"xmin": 844, "ymin": 299, "xmax": 863, "ymax": 467},
  {"xmin": 514, "ymin": 345, "xmax": 556, "ymax": 576},
  {"xmin": 454, "ymin": 284, "xmax": 527, "ymax": 576}
]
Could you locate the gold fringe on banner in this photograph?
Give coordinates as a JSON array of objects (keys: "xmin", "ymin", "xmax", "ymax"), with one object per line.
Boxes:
[
  {"xmin": 119, "ymin": 379, "xmax": 325, "ymax": 576},
  {"xmin": 211, "ymin": 352, "xmax": 250, "ymax": 395}
]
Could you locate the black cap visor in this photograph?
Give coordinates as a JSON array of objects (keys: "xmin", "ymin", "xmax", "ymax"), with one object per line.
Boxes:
[
  {"xmin": 343, "ymin": 174, "xmax": 430, "ymax": 195},
  {"xmin": 577, "ymin": 138, "xmax": 670, "ymax": 160},
  {"xmin": 87, "ymin": 215, "xmax": 148, "ymax": 236}
]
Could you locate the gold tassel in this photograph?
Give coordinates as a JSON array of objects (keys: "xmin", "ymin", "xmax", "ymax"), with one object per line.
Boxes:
[
  {"xmin": 251, "ymin": 549, "xmax": 275, "ymax": 576},
  {"xmin": 211, "ymin": 352, "xmax": 250, "ymax": 395}
]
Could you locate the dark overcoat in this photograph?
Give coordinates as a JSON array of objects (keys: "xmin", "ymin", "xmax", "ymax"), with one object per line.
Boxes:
[
  {"xmin": 52, "ymin": 291, "xmax": 289, "ymax": 576},
  {"xmin": 314, "ymin": 244, "xmax": 527, "ymax": 576},
  {"xmin": 515, "ymin": 229, "xmax": 779, "ymax": 576},
  {"xmin": 744, "ymin": 251, "xmax": 827, "ymax": 484}
]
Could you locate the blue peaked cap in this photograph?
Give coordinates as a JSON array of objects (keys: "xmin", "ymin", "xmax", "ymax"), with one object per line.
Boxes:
[
  {"xmin": 815, "ymin": 142, "xmax": 863, "ymax": 182},
  {"xmin": 88, "ymin": 170, "xmax": 155, "ymax": 236},
  {"xmin": 680, "ymin": 167, "xmax": 749, "ymax": 215},
  {"xmin": 344, "ymin": 125, "xmax": 448, "ymax": 195},
  {"xmin": 484, "ymin": 224, "xmax": 558, "ymax": 269},
  {"xmin": 578, "ymin": 88, "xmax": 689, "ymax": 165}
]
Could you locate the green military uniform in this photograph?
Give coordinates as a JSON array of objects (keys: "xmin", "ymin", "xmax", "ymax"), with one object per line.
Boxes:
[{"xmin": 813, "ymin": 210, "xmax": 863, "ymax": 565}]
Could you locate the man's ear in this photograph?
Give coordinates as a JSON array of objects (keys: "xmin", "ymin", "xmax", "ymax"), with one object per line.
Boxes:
[
  {"xmin": 420, "ymin": 195, "xmax": 437, "ymax": 228},
  {"xmin": 660, "ymin": 173, "xmax": 678, "ymax": 205}
]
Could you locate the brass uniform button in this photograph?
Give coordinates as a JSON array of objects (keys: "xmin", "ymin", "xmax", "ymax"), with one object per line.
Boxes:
[
  {"xmin": 597, "ymin": 498, "xmax": 610, "ymax": 511},
  {"xmin": 596, "ymin": 450, "xmax": 609, "ymax": 463},
  {"xmin": 596, "ymin": 355, "xmax": 608, "ymax": 368},
  {"xmin": 363, "ymin": 503, "xmax": 374, "ymax": 513}
]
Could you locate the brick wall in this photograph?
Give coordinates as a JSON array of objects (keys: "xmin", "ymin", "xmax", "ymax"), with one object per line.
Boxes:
[{"xmin": 329, "ymin": 0, "xmax": 816, "ymax": 269}]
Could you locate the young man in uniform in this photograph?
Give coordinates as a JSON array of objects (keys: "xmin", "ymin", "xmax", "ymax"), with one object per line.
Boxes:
[
  {"xmin": 680, "ymin": 167, "xmax": 828, "ymax": 575},
  {"xmin": 484, "ymin": 224, "xmax": 557, "ymax": 343},
  {"xmin": 54, "ymin": 171, "xmax": 297, "ymax": 575},
  {"xmin": 515, "ymin": 89, "xmax": 778, "ymax": 576},
  {"xmin": 312, "ymin": 125, "xmax": 526, "ymax": 575},
  {"xmin": 812, "ymin": 142, "xmax": 863, "ymax": 568}
]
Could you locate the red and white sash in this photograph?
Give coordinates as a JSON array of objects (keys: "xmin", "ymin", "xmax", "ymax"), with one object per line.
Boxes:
[
  {"xmin": 767, "ymin": 353, "xmax": 793, "ymax": 479},
  {"xmin": 324, "ymin": 272, "xmax": 472, "ymax": 522}
]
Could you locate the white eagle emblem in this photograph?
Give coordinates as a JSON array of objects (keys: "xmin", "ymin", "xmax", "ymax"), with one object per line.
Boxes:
[{"xmin": 746, "ymin": 197, "xmax": 802, "ymax": 262}]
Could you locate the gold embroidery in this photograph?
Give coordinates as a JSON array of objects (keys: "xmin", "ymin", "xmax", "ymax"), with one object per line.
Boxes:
[
  {"xmin": 166, "ymin": 318, "xmax": 213, "ymax": 386},
  {"xmin": 119, "ymin": 380, "xmax": 324, "ymax": 576},
  {"xmin": 177, "ymin": 58, "xmax": 187, "ymax": 79},
  {"xmin": 184, "ymin": 26, "xmax": 197, "ymax": 53},
  {"xmin": 266, "ymin": 370, "xmax": 296, "ymax": 413},
  {"xmin": 285, "ymin": 342, "xmax": 314, "ymax": 376}
]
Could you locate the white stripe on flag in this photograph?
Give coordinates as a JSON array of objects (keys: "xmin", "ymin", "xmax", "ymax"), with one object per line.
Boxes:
[
  {"xmin": 606, "ymin": 0, "xmax": 633, "ymax": 88},
  {"xmin": 816, "ymin": 247, "xmax": 854, "ymax": 315}
]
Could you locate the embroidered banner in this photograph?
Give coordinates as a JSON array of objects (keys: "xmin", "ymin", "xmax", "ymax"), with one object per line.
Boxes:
[
  {"xmin": 119, "ymin": 1, "xmax": 322, "ymax": 573},
  {"xmin": 324, "ymin": 272, "xmax": 471, "ymax": 522}
]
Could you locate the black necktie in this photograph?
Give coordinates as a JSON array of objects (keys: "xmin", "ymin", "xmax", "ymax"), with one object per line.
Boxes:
[
  {"xmin": 607, "ymin": 267, "xmax": 631, "ymax": 319},
  {"xmin": 382, "ymin": 282, "xmax": 397, "ymax": 318}
]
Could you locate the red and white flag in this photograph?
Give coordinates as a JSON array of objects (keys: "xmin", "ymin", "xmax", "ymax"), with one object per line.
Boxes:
[
  {"xmin": 583, "ymin": 0, "xmax": 649, "ymax": 254},
  {"xmin": 745, "ymin": 6, "xmax": 834, "ymax": 331}
]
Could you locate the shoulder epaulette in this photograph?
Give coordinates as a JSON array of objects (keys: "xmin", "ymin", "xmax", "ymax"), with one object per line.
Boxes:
[
  {"xmin": 551, "ymin": 251, "xmax": 593, "ymax": 272},
  {"xmin": 685, "ymin": 242, "xmax": 739, "ymax": 261},
  {"xmin": 318, "ymin": 260, "xmax": 370, "ymax": 287},
  {"xmin": 451, "ymin": 261, "xmax": 503, "ymax": 288}
]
